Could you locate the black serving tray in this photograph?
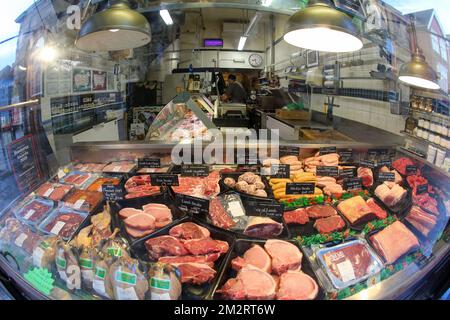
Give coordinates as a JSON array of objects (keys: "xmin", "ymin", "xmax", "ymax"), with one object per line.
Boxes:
[
  {"xmin": 369, "ymin": 181, "xmax": 412, "ymax": 219},
  {"xmin": 130, "ymin": 215, "xmax": 236, "ymax": 301},
  {"xmin": 219, "ymin": 171, "xmax": 275, "ymax": 201},
  {"xmin": 211, "ymin": 238, "xmax": 325, "ymax": 300},
  {"xmin": 333, "ymin": 196, "xmax": 385, "ymax": 231}
]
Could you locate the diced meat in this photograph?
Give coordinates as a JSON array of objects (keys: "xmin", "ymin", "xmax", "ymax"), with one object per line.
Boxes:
[
  {"xmin": 370, "ymin": 221, "xmax": 419, "ymax": 264},
  {"xmin": 124, "ymin": 213, "xmax": 155, "ymax": 231},
  {"xmin": 314, "ymin": 216, "xmax": 346, "ymax": 234},
  {"xmin": 366, "ymin": 198, "xmax": 388, "ymax": 220},
  {"xmin": 183, "ymin": 238, "xmax": 229, "ymax": 256},
  {"xmin": 374, "ymin": 183, "xmax": 407, "ymax": 208},
  {"xmin": 217, "ymin": 267, "xmax": 277, "ymax": 300},
  {"xmin": 264, "ymin": 240, "xmax": 302, "ymax": 275},
  {"xmin": 357, "ymin": 167, "xmax": 373, "ymax": 188},
  {"xmin": 171, "ymin": 263, "xmax": 217, "ymax": 285},
  {"xmin": 283, "ymin": 208, "xmax": 309, "ymax": 225},
  {"xmin": 209, "ymin": 198, "xmax": 236, "ymax": 230},
  {"xmin": 306, "ymin": 205, "xmax": 337, "ymax": 219},
  {"xmin": 243, "ymin": 217, "xmax": 283, "ymax": 238},
  {"xmin": 158, "ymin": 254, "xmax": 220, "ymax": 268},
  {"xmin": 145, "ymin": 236, "xmax": 189, "ymax": 260},
  {"xmin": 276, "ymin": 271, "xmax": 319, "ymax": 300},
  {"xmin": 392, "ymin": 158, "xmax": 417, "ymax": 176},
  {"xmin": 169, "ymin": 222, "xmax": 210, "ymax": 240},
  {"xmin": 231, "ymin": 245, "xmax": 272, "ymax": 273},
  {"xmin": 337, "ymin": 196, "xmax": 377, "ymax": 225}
]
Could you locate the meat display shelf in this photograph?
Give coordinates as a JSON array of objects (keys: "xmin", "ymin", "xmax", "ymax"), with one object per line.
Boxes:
[{"xmin": 0, "ymin": 141, "xmax": 448, "ymax": 301}]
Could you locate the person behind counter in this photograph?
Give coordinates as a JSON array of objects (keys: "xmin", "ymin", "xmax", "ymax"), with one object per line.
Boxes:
[{"xmin": 221, "ymin": 74, "xmax": 247, "ymax": 103}]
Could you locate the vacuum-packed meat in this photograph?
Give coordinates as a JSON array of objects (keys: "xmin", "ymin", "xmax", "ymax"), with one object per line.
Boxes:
[
  {"xmin": 35, "ymin": 183, "xmax": 73, "ymax": 201},
  {"xmin": 16, "ymin": 199, "xmax": 53, "ymax": 223}
]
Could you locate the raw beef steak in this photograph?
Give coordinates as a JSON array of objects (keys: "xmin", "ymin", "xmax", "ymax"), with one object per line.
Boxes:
[{"xmin": 145, "ymin": 236, "xmax": 189, "ymax": 260}]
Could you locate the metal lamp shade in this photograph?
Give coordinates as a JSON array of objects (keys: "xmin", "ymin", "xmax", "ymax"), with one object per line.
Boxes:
[
  {"xmin": 399, "ymin": 52, "xmax": 440, "ymax": 90},
  {"xmin": 76, "ymin": 1, "xmax": 151, "ymax": 52},
  {"xmin": 284, "ymin": 0, "xmax": 363, "ymax": 53}
]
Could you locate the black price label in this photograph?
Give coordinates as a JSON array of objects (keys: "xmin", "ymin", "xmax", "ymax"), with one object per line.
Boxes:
[
  {"xmin": 316, "ymin": 166, "xmax": 339, "ymax": 177},
  {"xmin": 286, "ymin": 183, "xmax": 315, "ymax": 195},
  {"xmin": 181, "ymin": 165, "xmax": 210, "ymax": 177},
  {"xmin": 344, "ymin": 178, "xmax": 362, "ymax": 191},
  {"xmin": 150, "ymin": 174, "xmax": 179, "ymax": 186},
  {"xmin": 377, "ymin": 158, "xmax": 392, "ymax": 167},
  {"xmin": 270, "ymin": 164, "xmax": 290, "ymax": 179},
  {"xmin": 176, "ymin": 194, "xmax": 210, "ymax": 215},
  {"xmin": 102, "ymin": 184, "xmax": 125, "ymax": 201},
  {"xmin": 360, "ymin": 159, "xmax": 375, "ymax": 168},
  {"xmin": 279, "ymin": 146, "xmax": 300, "ymax": 157},
  {"xmin": 138, "ymin": 158, "xmax": 161, "ymax": 168},
  {"xmin": 319, "ymin": 147, "xmax": 337, "ymax": 155},
  {"xmin": 244, "ymin": 201, "xmax": 284, "ymax": 219},
  {"xmin": 416, "ymin": 184, "xmax": 428, "ymax": 195},
  {"xmin": 338, "ymin": 149, "xmax": 353, "ymax": 162},
  {"xmin": 406, "ymin": 165, "xmax": 418, "ymax": 175},
  {"xmin": 378, "ymin": 172, "xmax": 395, "ymax": 182},
  {"xmin": 339, "ymin": 168, "xmax": 355, "ymax": 178}
]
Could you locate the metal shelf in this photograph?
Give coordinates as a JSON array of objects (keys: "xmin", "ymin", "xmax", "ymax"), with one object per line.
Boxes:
[{"xmin": 402, "ymin": 131, "xmax": 448, "ymax": 151}]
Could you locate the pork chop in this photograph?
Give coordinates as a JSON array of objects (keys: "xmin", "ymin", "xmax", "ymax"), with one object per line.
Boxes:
[
  {"xmin": 276, "ymin": 271, "xmax": 319, "ymax": 300},
  {"xmin": 231, "ymin": 245, "xmax": 272, "ymax": 273},
  {"xmin": 264, "ymin": 240, "xmax": 302, "ymax": 275},
  {"xmin": 124, "ymin": 213, "xmax": 156, "ymax": 231}
]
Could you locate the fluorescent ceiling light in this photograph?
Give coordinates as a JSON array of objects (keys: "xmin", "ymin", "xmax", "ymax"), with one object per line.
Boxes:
[
  {"xmin": 238, "ymin": 36, "xmax": 247, "ymax": 51},
  {"xmin": 160, "ymin": 9, "xmax": 174, "ymax": 25},
  {"xmin": 18, "ymin": 65, "xmax": 27, "ymax": 71},
  {"xmin": 262, "ymin": 0, "xmax": 273, "ymax": 7},
  {"xmin": 109, "ymin": 29, "xmax": 120, "ymax": 32}
]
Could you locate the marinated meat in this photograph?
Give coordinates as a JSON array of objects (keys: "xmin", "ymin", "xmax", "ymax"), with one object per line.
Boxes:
[
  {"xmin": 44, "ymin": 212, "xmax": 85, "ymax": 239},
  {"xmin": 158, "ymin": 254, "xmax": 220, "ymax": 267},
  {"xmin": 209, "ymin": 198, "xmax": 236, "ymax": 230},
  {"xmin": 276, "ymin": 271, "xmax": 319, "ymax": 300},
  {"xmin": 314, "ymin": 216, "xmax": 346, "ymax": 234},
  {"xmin": 370, "ymin": 221, "xmax": 419, "ymax": 264},
  {"xmin": 366, "ymin": 198, "xmax": 387, "ymax": 220},
  {"xmin": 171, "ymin": 263, "xmax": 217, "ymax": 285},
  {"xmin": 63, "ymin": 190, "xmax": 103, "ymax": 212},
  {"xmin": 357, "ymin": 167, "xmax": 373, "ymax": 188},
  {"xmin": 405, "ymin": 206, "xmax": 437, "ymax": 237},
  {"xmin": 124, "ymin": 175, "xmax": 160, "ymax": 198},
  {"xmin": 374, "ymin": 183, "xmax": 407, "ymax": 208},
  {"xmin": 322, "ymin": 242, "xmax": 375, "ymax": 281},
  {"xmin": 218, "ymin": 267, "xmax": 277, "ymax": 300},
  {"xmin": 183, "ymin": 238, "xmax": 229, "ymax": 256},
  {"xmin": 36, "ymin": 183, "xmax": 73, "ymax": 201},
  {"xmin": 87, "ymin": 177, "xmax": 121, "ymax": 193},
  {"xmin": 145, "ymin": 236, "xmax": 189, "ymax": 260},
  {"xmin": 17, "ymin": 200, "xmax": 53, "ymax": 223},
  {"xmin": 264, "ymin": 240, "xmax": 302, "ymax": 275},
  {"xmin": 243, "ymin": 217, "xmax": 283, "ymax": 238},
  {"xmin": 337, "ymin": 196, "xmax": 376, "ymax": 225},
  {"xmin": 407, "ymin": 175, "xmax": 431, "ymax": 195},
  {"xmin": 231, "ymin": 245, "xmax": 272, "ymax": 273},
  {"xmin": 169, "ymin": 222, "xmax": 210, "ymax": 240},
  {"xmin": 283, "ymin": 208, "xmax": 309, "ymax": 225},
  {"xmin": 306, "ymin": 205, "xmax": 337, "ymax": 219}
]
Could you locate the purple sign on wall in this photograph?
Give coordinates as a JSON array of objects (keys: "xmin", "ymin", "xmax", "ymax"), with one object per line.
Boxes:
[{"xmin": 204, "ymin": 39, "xmax": 224, "ymax": 47}]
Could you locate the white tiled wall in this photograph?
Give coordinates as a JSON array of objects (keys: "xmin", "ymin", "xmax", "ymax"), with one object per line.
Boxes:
[{"xmin": 311, "ymin": 94, "xmax": 406, "ymax": 136}]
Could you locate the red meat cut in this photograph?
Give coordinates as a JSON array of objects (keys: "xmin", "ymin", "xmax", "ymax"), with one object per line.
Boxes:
[
  {"xmin": 209, "ymin": 198, "xmax": 236, "ymax": 229},
  {"xmin": 366, "ymin": 198, "xmax": 387, "ymax": 219},
  {"xmin": 169, "ymin": 222, "xmax": 210, "ymax": 240},
  {"xmin": 145, "ymin": 235, "xmax": 189, "ymax": 260},
  {"xmin": 283, "ymin": 208, "xmax": 309, "ymax": 225},
  {"xmin": 306, "ymin": 205, "xmax": 337, "ymax": 219},
  {"xmin": 217, "ymin": 267, "xmax": 277, "ymax": 300},
  {"xmin": 314, "ymin": 216, "xmax": 346, "ymax": 234},
  {"xmin": 183, "ymin": 238, "xmax": 229, "ymax": 256},
  {"xmin": 264, "ymin": 240, "xmax": 302, "ymax": 275},
  {"xmin": 231, "ymin": 245, "xmax": 272, "ymax": 273},
  {"xmin": 171, "ymin": 263, "xmax": 217, "ymax": 285},
  {"xmin": 158, "ymin": 254, "xmax": 220, "ymax": 267},
  {"xmin": 276, "ymin": 271, "xmax": 319, "ymax": 300},
  {"xmin": 243, "ymin": 217, "xmax": 283, "ymax": 238},
  {"xmin": 357, "ymin": 167, "xmax": 373, "ymax": 188}
]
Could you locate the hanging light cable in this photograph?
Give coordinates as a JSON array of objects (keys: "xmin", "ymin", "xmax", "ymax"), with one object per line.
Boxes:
[
  {"xmin": 398, "ymin": 17, "xmax": 440, "ymax": 90},
  {"xmin": 283, "ymin": 0, "xmax": 363, "ymax": 53}
]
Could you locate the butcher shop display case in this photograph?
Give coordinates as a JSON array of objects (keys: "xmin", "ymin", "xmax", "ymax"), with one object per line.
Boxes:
[
  {"xmin": 145, "ymin": 93, "xmax": 216, "ymax": 142},
  {"xmin": 0, "ymin": 141, "xmax": 449, "ymax": 300}
]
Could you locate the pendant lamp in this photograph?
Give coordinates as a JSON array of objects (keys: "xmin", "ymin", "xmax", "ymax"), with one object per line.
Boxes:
[
  {"xmin": 284, "ymin": 0, "xmax": 363, "ymax": 52},
  {"xmin": 399, "ymin": 17, "xmax": 439, "ymax": 90},
  {"xmin": 76, "ymin": 0, "xmax": 151, "ymax": 52}
]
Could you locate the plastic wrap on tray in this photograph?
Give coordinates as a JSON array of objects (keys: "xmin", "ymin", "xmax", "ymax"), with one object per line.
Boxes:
[
  {"xmin": 208, "ymin": 193, "xmax": 248, "ymax": 230},
  {"xmin": 315, "ymin": 239, "xmax": 383, "ymax": 290},
  {"xmin": 38, "ymin": 207, "xmax": 88, "ymax": 240},
  {"xmin": 14, "ymin": 197, "xmax": 55, "ymax": 225},
  {"xmin": 137, "ymin": 167, "xmax": 170, "ymax": 174},
  {"xmin": 0, "ymin": 217, "xmax": 42, "ymax": 255},
  {"xmin": 103, "ymin": 161, "xmax": 136, "ymax": 173},
  {"xmin": 63, "ymin": 189, "xmax": 104, "ymax": 212},
  {"xmin": 73, "ymin": 163, "xmax": 107, "ymax": 173},
  {"xmin": 59, "ymin": 171, "xmax": 97, "ymax": 189},
  {"xmin": 35, "ymin": 183, "xmax": 73, "ymax": 201}
]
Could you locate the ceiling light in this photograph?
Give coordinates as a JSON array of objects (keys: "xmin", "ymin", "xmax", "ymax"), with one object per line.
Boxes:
[
  {"xmin": 238, "ymin": 36, "xmax": 247, "ymax": 51},
  {"xmin": 284, "ymin": 0, "xmax": 363, "ymax": 53},
  {"xmin": 399, "ymin": 50, "xmax": 440, "ymax": 90},
  {"xmin": 40, "ymin": 46, "xmax": 58, "ymax": 62},
  {"xmin": 160, "ymin": 9, "xmax": 173, "ymax": 25},
  {"xmin": 262, "ymin": 0, "xmax": 273, "ymax": 7},
  {"xmin": 76, "ymin": 0, "xmax": 151, "ymax": 52},
  {"xmin": 18, "ymin": 65, "xmax": 27, "ymax": 71}
]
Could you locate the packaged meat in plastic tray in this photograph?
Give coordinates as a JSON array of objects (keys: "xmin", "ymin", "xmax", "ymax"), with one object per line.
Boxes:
[
  {"xmin": 59, "ymin": 171, "xmax": 98, "ymax": 190},
  {"xmin": 103, "ymin": 161, "xmax": 137, "ymax": 174},
  {"xmin": 212, "ymin": 239, "xmax": 324, "ymax": 300},
  {"xmin": 130, "ymin": 216, "xmax": 235, "ymax": 300},
  {"xmin": 13, "ymin": 196, "xmax": 55, "ymax": 226},
  {"xmin": 86, "ymin": 176, "xmax": 121, "ymax": 193},
  {"xmin": 73, "ymin": 162, "xmax": 107, "ymax": 173},
  {"xmin": 0, "ymin": 217, "xmax": 43, "ymax": 258},
  {"xmin": 35, "ymin": 182, "xmax": 74, "ymax": 201},
  {"xmin": 283, "ymin": 204, "xmax": 349, "ymax": 238},
  {"xmin": 109, "ymin": 193, "xmax": 186, "ymax": 244},
  {"xmin": 314, "ymin": 238, "xmax": 383, "ymax": 290},
  {"xmin": 63, "ymin": 189, "xmax": 104, "ymax": 213},
  {"xmin": 370, "ymin": 181, "xmax": 412, "ymax": 217},
  {"xmin": 37, "ymin": 206, "xmax": 89, "ymax": 241},
  {"xmin": 219, "ymin": 171, "xmax": 274, "ymax": 200}
]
